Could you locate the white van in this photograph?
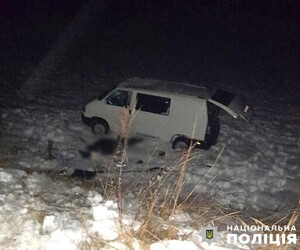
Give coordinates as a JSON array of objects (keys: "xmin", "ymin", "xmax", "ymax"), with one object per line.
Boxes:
[{"xmin": 82, "ymin": 77, "xmax": 252, "ymax": 149}]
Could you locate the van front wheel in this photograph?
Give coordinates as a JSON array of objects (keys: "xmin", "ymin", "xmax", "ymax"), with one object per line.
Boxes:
[
  {"xmin": 91, "ymin": 119, "xmax": 109, "ymax": 135},
  {"xmin": 172, "ymin": 136, "xmax": 191, "ymax": 150}
]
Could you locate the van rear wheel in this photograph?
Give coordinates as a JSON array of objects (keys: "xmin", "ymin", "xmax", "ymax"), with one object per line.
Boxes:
[
  {"xmin": 91, "ymin": 119, "xmax": 109, "ymax": 135},
  {"xmin": 172, "ymin": 136, "xmax": 191, "ymax": 150}
]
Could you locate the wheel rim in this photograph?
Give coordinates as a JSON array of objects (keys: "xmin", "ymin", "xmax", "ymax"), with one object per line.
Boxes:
[
  {"xmin": 175, "ymin": 141, "xmax": 188, "ymax": 149},
  {"xmin": 94, "ymin": 123, "xmax": 106, "ymax": 135}
]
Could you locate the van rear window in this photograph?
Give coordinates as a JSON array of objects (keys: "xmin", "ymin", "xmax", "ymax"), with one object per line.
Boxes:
[
  {"xmin": 211, "ymin": 90, "xmax": 234, "ymax": 106},
  {"xmin": 136, "ymin": 93, "xmax": 171, "ymax": 115}
]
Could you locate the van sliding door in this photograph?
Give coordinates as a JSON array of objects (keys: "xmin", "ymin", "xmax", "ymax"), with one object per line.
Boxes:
[{"xmin": 131, "ymin": 93, "xmax": 171, "ymax": 142}]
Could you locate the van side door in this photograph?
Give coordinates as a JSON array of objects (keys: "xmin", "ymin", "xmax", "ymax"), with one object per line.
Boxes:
[{"xmin": 131, "ymin": 92, "xmax": 171, "ymax": 142}]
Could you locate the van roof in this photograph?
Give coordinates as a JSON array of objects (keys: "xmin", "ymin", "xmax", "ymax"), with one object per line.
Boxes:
[{"xmin": 118, "ymin": 77, "xmax": 209, "ymax": 99}]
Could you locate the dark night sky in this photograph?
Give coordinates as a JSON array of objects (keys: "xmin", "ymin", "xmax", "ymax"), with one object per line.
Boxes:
[
  {"xmin": 1, "ymin": 0, "xmax": 300, "ymax": 89},
  {"xmin": 0, "ymin": 0, "xmax": 84, "ymax": 60}
]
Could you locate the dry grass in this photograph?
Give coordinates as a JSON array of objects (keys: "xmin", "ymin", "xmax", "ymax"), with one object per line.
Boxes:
[
  {"xmin": 90, "ymin": 107, "xmax": 137, "ymax": 224},
  {"xmin": 116, "ymin": 107, "xmax": 133, "ymax": 225},
  {"xmin": 77, "ymin": 234, "xmax": 106, "ymax": 250},
  {"xmin": 135, "ymin": 140, "xmax": 206, "ymax": 242}
]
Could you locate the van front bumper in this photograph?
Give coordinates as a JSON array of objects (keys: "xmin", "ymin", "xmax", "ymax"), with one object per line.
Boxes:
[{"xmin": 81, "ymin": 114, "xmax": 92, "ymax": 127}]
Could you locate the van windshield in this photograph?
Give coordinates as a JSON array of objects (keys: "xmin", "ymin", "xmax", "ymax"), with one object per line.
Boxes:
[
  {"xmin": 211, "ymin": 90, "xmax": 235, "ymax": 106},
  {"xmin": 98, "ymin": 86, "xmax": 116, "ymax": 100}
]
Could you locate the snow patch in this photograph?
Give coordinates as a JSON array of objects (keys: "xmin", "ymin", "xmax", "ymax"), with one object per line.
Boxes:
[
  {"xmin": 46, "ymin": 229, "xmax": 84, "ymax": 250},
  {"xmin": 42, "ymin": 215, "xmax": 58, "ymax": 233}
]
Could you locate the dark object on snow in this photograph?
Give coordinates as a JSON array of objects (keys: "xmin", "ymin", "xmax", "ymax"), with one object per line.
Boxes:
[
  {"xmin": 148, "ymin": 167, "xmax": 164, "ymax": 172},
  {"xmin": 128, "ymin": 137, "xmax": 143, "ymax": 146},
  {"xmin": 47, "ymin": 140, "xmax": 55, "ymax": 160},
  {"xmin": 78, "ymin": 150, "xmax": 90, "ymax": 159},
  {"xmin": 72, "ymin": 169, "xmax": 97, "ymax": 179},
  {"xmin": 159, "ymin": 151, "xmax": 165, "ymax": 156},
  {"xmin": 79, "ymin": 137, "xmax": 119, "ymax": 159},
  {"xmin": 79, "ymin": 136, "xmax": 144, "ymax": 159},
  {"xmin": 87, "ymin": 137, "xmax": 119, "ymax": 155}
]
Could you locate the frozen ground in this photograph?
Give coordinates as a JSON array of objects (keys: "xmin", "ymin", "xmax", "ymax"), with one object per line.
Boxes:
[
  {"xmin": 0, "ymin": 166, "xmax": 257, "ymax": 250},
  {"xmin": 0, "ymin": 64, "xmax": 300, "ymax": 248}
]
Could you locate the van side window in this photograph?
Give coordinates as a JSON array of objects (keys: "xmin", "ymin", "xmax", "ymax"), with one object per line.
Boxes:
[
  {"xmin": 106, "ymin": 90, "xmax": 132, "ymax": 107},
  {"xmin": 136, "ymin": 93, "xmax": 171, "ymax": 115}
]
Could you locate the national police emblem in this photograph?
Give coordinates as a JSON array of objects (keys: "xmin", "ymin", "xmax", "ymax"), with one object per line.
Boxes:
[{"xmin": 199, "ymin": 225, "xmax": 221, "ymax": 245}]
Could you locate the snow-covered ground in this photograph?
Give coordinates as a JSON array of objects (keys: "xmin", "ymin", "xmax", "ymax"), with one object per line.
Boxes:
[
  {"xmin": 0, "ymin": 64, "xmax": 300, "ymax": 248},
  {"xmin": 0, "ymin": 164, "xmax": 258, "ymax": 250}
]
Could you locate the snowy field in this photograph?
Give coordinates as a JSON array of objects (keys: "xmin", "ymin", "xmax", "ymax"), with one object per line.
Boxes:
[{"xmin": 0, "ymin": 65, "xmax": 299, "ymax": 249}]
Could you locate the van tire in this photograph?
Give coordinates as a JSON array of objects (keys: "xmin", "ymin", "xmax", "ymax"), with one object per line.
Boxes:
[
  {"xmin": 172, "ymin": 136, "xmax": 191, "ymax": 150},
  {"xmin": 91, "ymin": 118, "xmax": 109, "ymax": 135}
]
